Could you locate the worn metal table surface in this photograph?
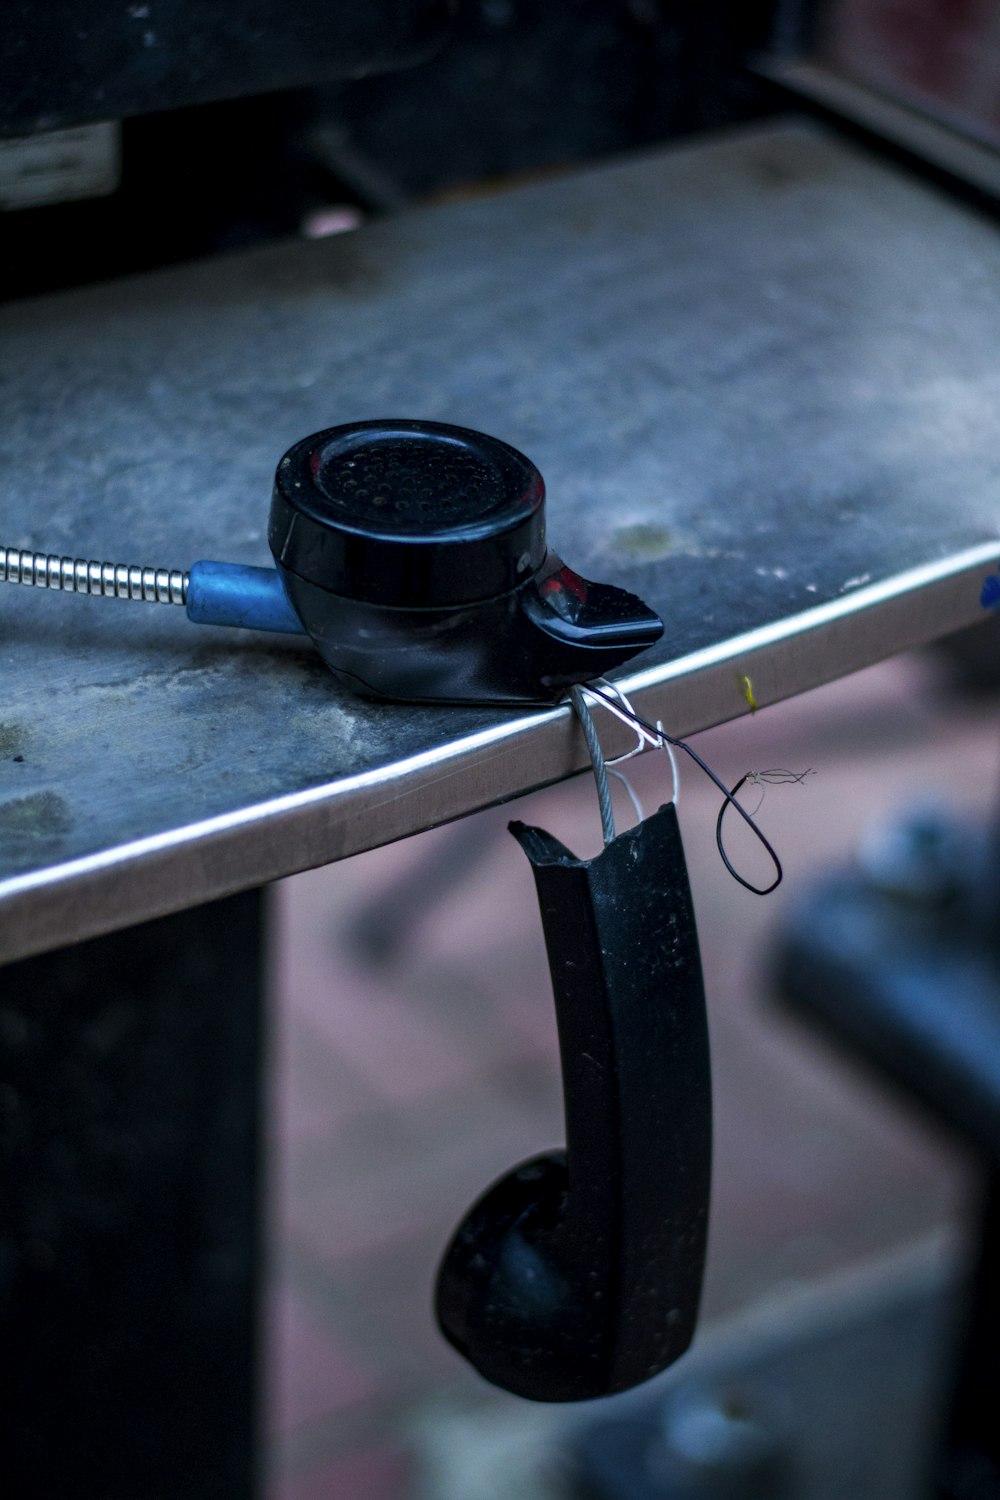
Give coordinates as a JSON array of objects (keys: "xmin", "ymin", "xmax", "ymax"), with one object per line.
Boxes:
[{"xmin": 2, "ymin": 119, "xmax": 999, "ymax": 964}]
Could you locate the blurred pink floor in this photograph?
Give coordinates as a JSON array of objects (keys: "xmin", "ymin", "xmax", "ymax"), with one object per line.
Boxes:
[{"xmin": 265, "ymin": 647, "xmax": 996, "ymax": 1499}]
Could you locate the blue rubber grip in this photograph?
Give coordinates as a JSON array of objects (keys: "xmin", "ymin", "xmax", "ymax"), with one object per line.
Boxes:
[{"xmin": 185, "ymin": 561, "xmax": 306, "ymax": 635}]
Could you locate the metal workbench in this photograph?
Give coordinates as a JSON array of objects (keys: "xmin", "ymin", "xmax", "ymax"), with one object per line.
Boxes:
[
  {"xmin": 2, "ymin": 119, "xmax": 999, "ymax": 965},
  {"xmin": 2, "ymin": 120, "xmax": 999, "ymax": 1498}
]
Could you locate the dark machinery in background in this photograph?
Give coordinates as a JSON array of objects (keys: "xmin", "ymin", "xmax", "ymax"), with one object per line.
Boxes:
[
  {"xmin": 1, "ymin": 2, "xmax": 776, "ymax": 300},
  {"xmin": 771, "ymin": 806, "xmax": 1000, "ymax": 1500},
  {"xmin": 5, "ymin": 0, "xmax": 997, "ymax": 302}
]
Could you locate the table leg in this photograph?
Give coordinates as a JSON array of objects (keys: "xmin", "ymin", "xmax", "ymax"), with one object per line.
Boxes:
[{"xmin": 0, "ymin": 888, "xmax": 264, "ymax": 1500}]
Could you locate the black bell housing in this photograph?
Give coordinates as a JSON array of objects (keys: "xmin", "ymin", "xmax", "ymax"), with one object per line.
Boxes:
[{"xmin": 269, "ymin": 419, "xmax": 663, "ymax": 705}]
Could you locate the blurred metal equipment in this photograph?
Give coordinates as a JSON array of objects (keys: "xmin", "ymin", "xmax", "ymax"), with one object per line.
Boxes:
[
  {"xmin": 0, "ymin": 0, "xmax": 451, "ymax": 135},
  {"xmin": 772, "ymin": 804, "xmax": 1000, "ymax": 1498},
  {"xmin": 758, "ymin": 0, "xmax": 1000, "ymax": 203},
  {"xmin": 569, "ymin": 1244, "xmax": 960, "ymax": 1500},
  {"xmin": 0, "ymin": 1, "xmax": 776, "ymax": 300}
]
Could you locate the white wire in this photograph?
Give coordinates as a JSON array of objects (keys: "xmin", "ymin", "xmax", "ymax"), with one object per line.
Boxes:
[
  {"xmin": 608, "ymin": 766, "xmax": 645, "ymax": 824},
  {"xmin": 582, "ymin": 683, "xmax": 650, "ymax": 759},
  {"xmin": 657, "ymin": 721, "xmax": 681, "ymax": 807},
  {"xmin": 589, "ymin": 678, "xmax": 660, "ymax": 757}
]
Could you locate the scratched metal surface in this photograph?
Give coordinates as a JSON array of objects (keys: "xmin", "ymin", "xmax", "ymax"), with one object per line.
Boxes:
[{"xmin": 2, "ymin": 120, "xmax": 1000, "ymax": 961}]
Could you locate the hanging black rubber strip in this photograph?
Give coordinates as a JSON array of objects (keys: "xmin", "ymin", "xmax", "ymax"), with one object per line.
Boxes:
[{"xmin": 435, "ymin": 802, "xmax": 712, "ymax": 1401}]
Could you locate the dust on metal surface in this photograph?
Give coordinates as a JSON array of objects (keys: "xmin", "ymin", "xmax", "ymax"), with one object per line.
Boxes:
[{"xmin": 2, "ymin": 121, "xmax": 999, "ymax": 959}]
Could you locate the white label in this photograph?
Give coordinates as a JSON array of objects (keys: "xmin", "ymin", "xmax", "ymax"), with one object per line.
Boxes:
[{"xmin": 0, "ymin": 122, "xmax": 121, "ymax": 211}]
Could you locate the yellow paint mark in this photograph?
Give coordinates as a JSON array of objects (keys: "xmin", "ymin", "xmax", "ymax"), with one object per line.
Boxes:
[{"xmin": 741, "ymin": 674, "xmax": 758, "ymax": 714}]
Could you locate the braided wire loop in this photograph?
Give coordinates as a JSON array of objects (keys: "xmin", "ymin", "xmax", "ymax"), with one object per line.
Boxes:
[
  {"xmin": 570, "ymin": 685, "xmax": 617, "ymax": 847},
  {"xmin": 0, "ymin": 547, "xmax": 188, "ymax": 605}
]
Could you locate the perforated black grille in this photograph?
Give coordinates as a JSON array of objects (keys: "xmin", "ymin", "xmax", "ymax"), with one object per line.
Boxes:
[{"xmin": 313, "ymin": 435, "xmax": 508, "ymax": 534}]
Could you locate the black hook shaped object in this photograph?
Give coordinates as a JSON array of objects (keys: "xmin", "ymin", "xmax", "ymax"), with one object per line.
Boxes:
[
  {"xmin": 268, "ymin": 419, "xmax": 663, "ymax": 704},
  {"xmin": 435, "ymin": 803, "xmax": 712, "ymax": 1401}
]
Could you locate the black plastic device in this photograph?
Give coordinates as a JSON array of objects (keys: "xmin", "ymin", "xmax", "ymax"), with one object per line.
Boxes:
[
  {"xmin": 435, "ymin": 804, "xmax": 712, "ymax": 1401},
  {"xmin": 268, "ymin": 419, "xmax": 663, "ymax": 704}
]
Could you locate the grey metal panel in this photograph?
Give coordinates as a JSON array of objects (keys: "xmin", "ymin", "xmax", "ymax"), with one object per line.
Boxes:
[
  {"xmin": 2, "ymin": 120, "xmax": 999, "ymax": 962},
  {"xmin": 0, "ymin": 0, "xmax": 451, "ymax": 137}
]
